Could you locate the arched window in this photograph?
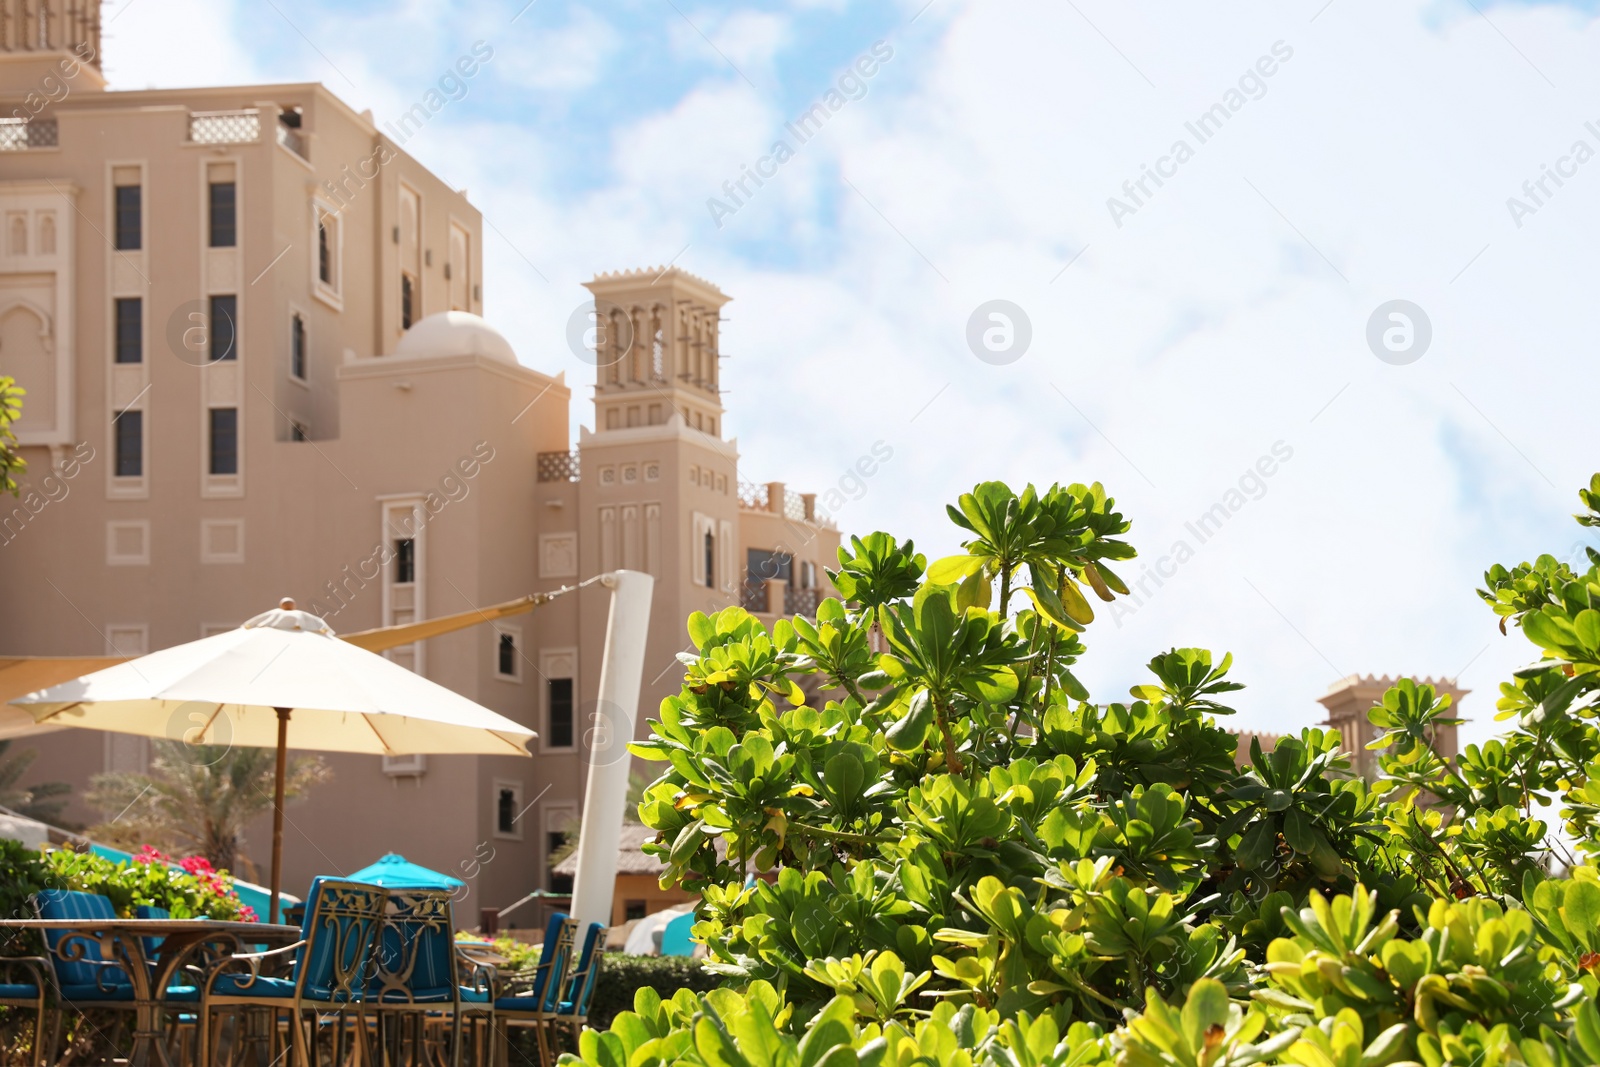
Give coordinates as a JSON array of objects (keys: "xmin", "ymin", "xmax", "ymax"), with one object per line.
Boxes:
[
  {"xmin": 703, "ymin": 530, "xmax": 715, "ymax": 589},
  {"xmin": 8, "ymin": 217, "xmax": 25, "ymax": 256},
  {"xmin": 38, "ymin": 214, "xmax": 55, "ymax": 255}
]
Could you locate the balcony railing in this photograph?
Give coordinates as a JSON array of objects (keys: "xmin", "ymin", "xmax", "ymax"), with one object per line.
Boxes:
[
  {"xmin": 276, "ymin": 121, "xmax": 308, "ymax": 159},
  {"xmin": 190, "ymin": 109, "xmax": 261, "ymax": 145},
  {"xmin": 0, "ymin": 118, "xmax": 58, "ymax": 151},
  {"xmin": 785, "ymin": 586, "xmax": 821, "ymax": 616},
  {"xmin": 537, "ymin": 450, "xmax": 580, "ymax": 483},
  {"xmin": 740, "ymin": 580, "xmax": 823, "ymax": 618},
  {"xmin": 737, "ymin": 479, "xmax": 768, "ymax": 511}
]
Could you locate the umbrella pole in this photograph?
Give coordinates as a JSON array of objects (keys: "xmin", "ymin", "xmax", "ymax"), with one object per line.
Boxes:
[{"xmin": 269, "ymin": 707, "xmax": 290, "ymax": 925}]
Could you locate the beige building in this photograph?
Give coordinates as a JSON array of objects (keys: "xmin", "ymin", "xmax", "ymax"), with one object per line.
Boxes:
[{"xmin": 0, "ymin": 5, "xmax": 839, "ymax": 917}]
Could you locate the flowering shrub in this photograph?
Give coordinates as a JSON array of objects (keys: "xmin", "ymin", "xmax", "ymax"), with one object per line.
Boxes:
[
  {"xmin": 559, "ymin": 477, "xmax": 1600, "ymax": 1067},
  {"xmin": 0, "ymin": 843, "xmax": 257, "ymax": 924}
]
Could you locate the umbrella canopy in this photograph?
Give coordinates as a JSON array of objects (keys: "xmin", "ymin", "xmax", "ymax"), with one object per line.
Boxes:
[
  {"xmin": 347, "ymin": 852, "xmax": 464, "ymax": 890},
  {"xmin": 9, "ymin": 600, "xmax": 535, "ymax": 922},
  {"xmin": 9, "ymin": 606, "xmax": 534, "ymax": 756}
]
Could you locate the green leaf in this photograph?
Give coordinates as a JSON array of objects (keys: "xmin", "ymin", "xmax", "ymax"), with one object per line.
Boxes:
[
  {"xmin": 928, "ymin": 554, "xmax": 985, "ymax": 584},
  {"xmin": 1236, "ymin": 817, "xmax": 1277, "ymax": 869},
  {"xmin": 1283, "ymin": 807, "xmax": 1314, "ymax": 854},
  {"xmin": 1179, "ymin": 978, "xmax": 1229, "ymax": 1055}
]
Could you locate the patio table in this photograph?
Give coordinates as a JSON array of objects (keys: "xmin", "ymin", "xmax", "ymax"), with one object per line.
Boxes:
[{"xmin": 0, "ymin": 918, "xmax": 300, "ymax": 1067}]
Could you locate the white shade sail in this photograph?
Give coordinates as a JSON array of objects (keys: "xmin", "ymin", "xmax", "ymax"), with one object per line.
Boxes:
[{"xmin": 9, "ymin": 607, "xmax": 533, "ymax": 756}]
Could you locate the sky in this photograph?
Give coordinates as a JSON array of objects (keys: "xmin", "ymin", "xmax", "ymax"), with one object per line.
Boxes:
[{"xmin": 100, "ymin": 0, "xmax": 1600, "ymax": 742}]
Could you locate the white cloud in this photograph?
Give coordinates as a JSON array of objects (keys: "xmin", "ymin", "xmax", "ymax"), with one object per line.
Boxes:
[{"xmin": 494, "ymin": 8, "xmax": 619, "ymax": 92}]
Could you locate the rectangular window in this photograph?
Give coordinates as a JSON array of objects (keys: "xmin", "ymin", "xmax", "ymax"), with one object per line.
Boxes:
[
  {"xmin": 548, "ymin": 678, "xmax": 574, "ymax": 748},
  {"xmin": 497, "ymin": 787, "xmax": 517, "ymax": 835},
  {"xmin": 290, "ymin": 313, "xmax": 306, "ymax": 379},
  {"xmin": 290, "ymin": 420, "xmax": 308, "ymax": 442},
  {"xmin": 209, "ymin": 182, "xmax": 236, "ymax": 247},
  {"xmin": 210, "ymin": 295, "xmax": 237, "ymax": 362},
  {"xmin": 394, "ymin": 538, "xmax": 415, "ymax": 583},
  {"xmin": 497, "ymin": 633, "xmax": 516, "ymax": 677},
  {"xmin": 114, "ymin": 298, "xmax": 142, "ymax": 364},
  {"xmin": 401, "ymin": 273, "xmax": 417, "ymax": 330},
  {"xmin": 624, "ymin": 900, "xmax": 648, "ymax": 922},
  {"xmin": 547, "ymin": 831, "xmax": 572, "ymax": 892},
  {"xmin": 114, "ymin": 185, "xmax": 141, "ymax": 250},
  {"xmin": 114, "ymin": 410, "xmax": 142, "ymax": 477},
  {"xmin": 208, "ymin": 408, "xmax": 238, "ymax": 475},
  {"xmin": 316, "ymin": 210, "xmax": 336, "ymax": 288}
]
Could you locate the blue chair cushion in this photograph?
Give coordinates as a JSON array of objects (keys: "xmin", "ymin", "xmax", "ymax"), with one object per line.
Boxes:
[
  {"xmin": 0, "ymin": 983, "xmax": 40, "ymax": 1001},
  {"xmin": 135, "ymin": 904, "xmax": 171, "ymax": 960},
  {"xmin": 293, "ymin": 878, "xmax": 386, "ymax": 1001},
  {"xmin": 37, "ymin": 890, "xmax": 129, "ymax": 990},
  {"xmin": 375, "ymin": 985, "xmax": 490, "ymax": 1004},
  {"xmin": 166, "ymin": 975, "xmax": 296, "ymax": 1000},
  {"xmin": 494, "ymin": 993, "xmax": 547, "ymax": 1013}
]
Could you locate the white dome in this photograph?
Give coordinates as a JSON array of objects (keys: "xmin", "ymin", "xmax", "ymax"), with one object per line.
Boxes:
[{"xmin": 394, "ymin": 311, "xmax": 518, "ymax": 365}]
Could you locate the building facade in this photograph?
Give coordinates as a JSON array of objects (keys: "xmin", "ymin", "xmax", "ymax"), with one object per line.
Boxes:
[{"xmin": 0, "ymin": 5, "xmax": 840, "ymax": 920}]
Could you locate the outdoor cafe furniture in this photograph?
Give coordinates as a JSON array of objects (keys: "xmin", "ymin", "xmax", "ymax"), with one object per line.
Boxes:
[
  {"xmin": 491, "ymin": 913, "xmax": 606, "ymax": 1067},
  {"xmin": 187, "ymin": 877, "xmax": 386, "ymax": 1067},
  {"xmin": 0, "ymin": 890, "xmax": 300, "ymax": 1067},
  {"xmin": 365, "ymin": 887, "xmax": 494, "ymax": 1067},
  {"xmin": 0, "ymin": 949, "xmax": 51, "ymax": 1067}
]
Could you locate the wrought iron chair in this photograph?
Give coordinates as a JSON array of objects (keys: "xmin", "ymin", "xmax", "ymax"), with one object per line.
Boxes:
[
  {"xmin": 189, "ymin": 877, "xmax": 387, "ymax": 1067},
  {"xmin": 546, "ymin": 923, "xmax": 606, "ymax": 1055},
  {"xmin": 364, "ymin": 888, "xmax": 493, "ymax": 1067},
  {"xmin": 32, "ymin": 887, "xmax": 141, "ymax": 1060},
  {"xmin": 0, "ymin": 948, "xmax": 52, "ymax": 1067},
  {"xmin": 489, "ymin": 913, "xmax": 576, "ymax": 1067}
]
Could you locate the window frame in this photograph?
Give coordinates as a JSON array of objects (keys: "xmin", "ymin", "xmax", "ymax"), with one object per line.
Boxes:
[
  {"xmin": 546, "ymin": 676, "xmax": 575, "ymax": 750},
  {"xmin": 493, "ymin": 778, "xmax": 525, "ymax": 841},
  {"xmin": 310, "ymin": 198, "xmax": 343, "ymax": 310},
  {"xmin": 289, "ymin": 309, "xmax": 308, "ymax": 382},
  {"xmin": 493, "ymin": 624, "xmax": 522, "ymax": 682}
]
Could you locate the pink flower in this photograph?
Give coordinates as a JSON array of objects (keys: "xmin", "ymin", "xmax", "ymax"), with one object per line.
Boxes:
[
  {"xmin": 238, "ymin": 905, "xmax": 259, "ymax": 923},
  {"xmin": 178, "ymin": 856, "xmax": 215, "ymax": 876},
  {"xmin": 133, "ymin": 846, "xmax": 170, "ymax": 865}
]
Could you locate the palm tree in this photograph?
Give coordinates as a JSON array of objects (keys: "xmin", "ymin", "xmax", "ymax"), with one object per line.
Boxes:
[
  {"xmin": 0, "ymin": 740, "xmax": 72, "ymax": 823},
  {"xmin": 86, "ymin": 741, "xmax": 328, "ymax": 876}
]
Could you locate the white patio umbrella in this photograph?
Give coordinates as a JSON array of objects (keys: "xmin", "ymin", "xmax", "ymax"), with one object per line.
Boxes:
[{"xmin": 9, "ymin": 599, "xmax": 535, "ymax": 922}]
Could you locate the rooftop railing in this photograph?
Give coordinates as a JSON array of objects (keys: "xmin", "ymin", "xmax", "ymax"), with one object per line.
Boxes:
[
  {"xmin": 0, "ymin": 118, "xmax": 57, "ymax": 150},
  {"xmin": 189, "ymin": 109, "xmax": 261, "ymax": 145},
  {"xmin": 276, "ymin": 120, "xmax": 307, "ymax": 159}
]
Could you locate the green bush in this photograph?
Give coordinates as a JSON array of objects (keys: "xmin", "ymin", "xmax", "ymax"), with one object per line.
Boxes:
[
  {"xmin": 557, "ymin": 476, "xmax": 1600, "ymax": 1067},
  {"xmin": 587, "ymin": 953, "xmax": 719, "ymax": 1030}
]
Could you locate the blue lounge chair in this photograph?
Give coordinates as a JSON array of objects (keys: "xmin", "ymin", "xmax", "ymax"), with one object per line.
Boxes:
[
  {"xmin": 188, "ymin": 877, "xmax": 387, "ymax": 1067},
  {"xmin": 366, "ymin": 888, "xmax": 493, "ymax": 1067},
  {"xmin": 551, "ymin": 923, "xmax": 607, "ymax": 1047},
  {"xmin": 0, "ymin": 948, "xmax": 51, "ymax": 1067},
  {"xmin": 35, "ymin": 889, "xmax": 132, "ymax": 1002},
  {"xmin": 490, "ymin": 913, "xmax": 576, "ymax": 1067}
]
